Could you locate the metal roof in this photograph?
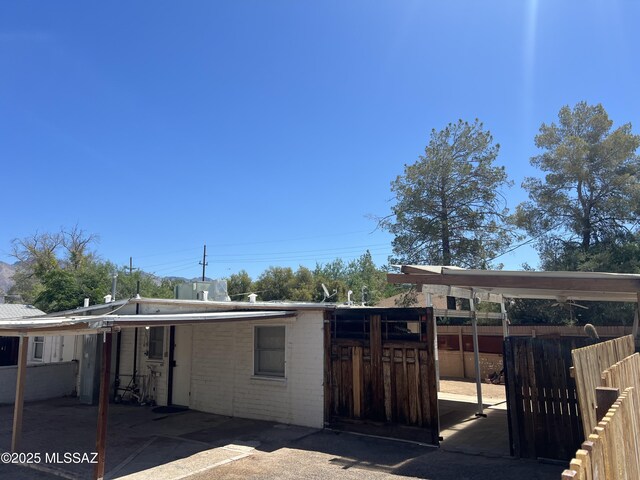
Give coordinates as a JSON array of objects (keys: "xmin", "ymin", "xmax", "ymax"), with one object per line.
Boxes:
[
  {"xmin": 0, "ymin": 310, "xmax": 298, "ymax": 337},
  {"xmin": 387, "ymin": 265, "xmax": 640, "ymax": 303},
  {"xmin": 0, "ymin": 304, "xmax": 45, "ymax": 319}
]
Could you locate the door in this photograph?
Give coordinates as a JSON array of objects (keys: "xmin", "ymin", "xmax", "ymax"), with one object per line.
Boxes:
[{"xmin": 171, "ymin": 326, "xmax": 193, "ymax": 406}]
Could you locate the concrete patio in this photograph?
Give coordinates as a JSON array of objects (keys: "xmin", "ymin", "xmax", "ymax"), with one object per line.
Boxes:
[{"xmin": 0, "ymin": 396, "xmax": 563, "ymax": 480}]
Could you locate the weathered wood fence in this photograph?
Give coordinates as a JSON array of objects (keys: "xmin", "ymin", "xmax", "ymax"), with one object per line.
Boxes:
[
  {"xmin": 504, "ymin": 337, "xmax": 590, "ymax": 460},
  {"xmin": 563, "ymin": 338, "xmax": 640, "ymax": 479},
  {"xmin": 562, "ymin": 387, "xmax": 640, "ymax": 480},
  {"xmin": 325, "ymin": 308, "xmax": 439, "ymax": 445},
  {"xmin": 570, "ymin": 335, "xmax": 635, "ymax": 435}
]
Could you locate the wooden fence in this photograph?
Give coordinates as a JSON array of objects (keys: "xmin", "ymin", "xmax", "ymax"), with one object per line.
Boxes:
[
  {"xmin": 325, "ymin": 308, "xmax": 439, "ymax": 445},
  {"xmin": 570, "ymin": 335, "xmax": 635, "ymax": 435},
  {"xmin": 562, "ymin": 387, "xmax": 640, "ymax": 480},
  {"xmin": 504, "ymin": 337, "xmax": 590, "ymax": 460}
]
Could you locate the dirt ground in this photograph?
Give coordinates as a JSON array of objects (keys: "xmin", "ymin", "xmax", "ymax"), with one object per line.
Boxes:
[{"xmin": 439, "ymin": 378, "xmax": 507, "ymax": 400}]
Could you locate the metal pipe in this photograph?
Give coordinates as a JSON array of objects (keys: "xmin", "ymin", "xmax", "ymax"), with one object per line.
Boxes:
[{"xmin": 470, "ymin": 291, "xmax": 485, "ymax": 417}]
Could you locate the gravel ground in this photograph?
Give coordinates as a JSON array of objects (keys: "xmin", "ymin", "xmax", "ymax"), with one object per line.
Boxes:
[{"xmin": 439, "ymin": 378, "xmax": 506, "ymax": 400}]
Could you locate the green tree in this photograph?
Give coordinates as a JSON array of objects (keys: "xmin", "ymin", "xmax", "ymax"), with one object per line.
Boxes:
[
  {"xmin": 34, "ymin": 269, "xmax": 81, "ymax": 312},
  {"xmin": 313, "ymin": 259, "xmax": 349, "ymax": 302},
  {"xmin": 516, "ymin": 102, "xmax": 640, "ymax": 259},
  {"xmin": 382, "ymin": 119, "xmax": 513, "ymax": 268},
  {"xmin": 254, "ymin": 266, "xmax": 296, "ymax": 301},
  {"xmin": 344, "ymin": 251, "xmax": 391, "ymax": 305},
  {"xmin": 227, "ymin": 270, "xmax": 253, "ymax": 301}
]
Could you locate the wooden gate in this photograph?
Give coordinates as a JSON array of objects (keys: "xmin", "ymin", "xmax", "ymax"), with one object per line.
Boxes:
[
  {"xmin": 504, "ymin": 336, "xmax": 590, "ymax": 461},
  {"xmin": 324, "ymin": 308, "xmax": 439, "ymax": 445}
]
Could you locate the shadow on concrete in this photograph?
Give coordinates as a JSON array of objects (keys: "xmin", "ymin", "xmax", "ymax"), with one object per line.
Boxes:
[{"xmin": 0, "ymin": 396, "xmax": 561, "ymax": 480}]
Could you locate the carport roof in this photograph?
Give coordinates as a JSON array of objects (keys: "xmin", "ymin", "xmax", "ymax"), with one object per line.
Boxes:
[
  {"xmin": 387, "ymin": 265, "xmax": 640, "ymax": 303},
  {"xmin": 0, "ymin": 309, "xmax": 297, "ymax": 336}
]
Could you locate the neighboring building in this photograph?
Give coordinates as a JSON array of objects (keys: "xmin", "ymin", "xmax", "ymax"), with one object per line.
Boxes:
[
  {"xmin": 0, "ymin": 292, "xmax": 436, "ymax": 437},
  {"xmin": 0, "ymin": 304, "xmax": 79, "ymax": 404},
  {"xmin": 0, "ymin": 304, "xmax": 76, "ymax": 366}
]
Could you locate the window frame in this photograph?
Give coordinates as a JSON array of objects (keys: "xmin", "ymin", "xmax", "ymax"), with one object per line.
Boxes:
[
  {"xmin": 32, "ymin": 336, "xmax": 45, "ymax": 361},
  {"xmin": 147, "ymin": 327, "xmax": 165, "ymax": 361},
  {"xmin": 253, "ymin": 325, "xmax": 286, "ymax": 379}
]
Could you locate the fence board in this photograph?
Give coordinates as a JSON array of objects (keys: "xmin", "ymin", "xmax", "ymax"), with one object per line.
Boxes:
[
  {"xmin": 505, "ymin": 337, "xmax": 588, "ymax": 460},
  {"xmin": 327, "ymin": 308, "xmax": 439, "ymax": 445},
  {"xmin": 571, "ymin": 335, "xmax": 634, "ymax": 435},
  {"xmin": 564, "ymin": 387, "xmax": 640, "ymax": 480}
]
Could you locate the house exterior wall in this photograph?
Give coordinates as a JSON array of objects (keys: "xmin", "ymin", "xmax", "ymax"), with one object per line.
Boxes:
[
  {"xmin": 116, "ymin": 327, "xmax": 169, "ymax": 406},
  {"xmin": 0, "ymin": 361, "xmax": 78, "ymax": 404},
  {"xmin": 27, "ymin": 335, "xmax": 77, "ymax": 365},
  {"xmin": 112, "ymin": 306, "xmax": 325, "ymax": 428},
  {"xmin": 189, "ymin": 310, "xmax": 324, "ymax": 428}
]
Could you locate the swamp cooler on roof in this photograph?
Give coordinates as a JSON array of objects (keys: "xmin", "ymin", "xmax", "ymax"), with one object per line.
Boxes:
[{"xmin": 174, "ymin": 280, "xmax": 231, "ymax": 301}]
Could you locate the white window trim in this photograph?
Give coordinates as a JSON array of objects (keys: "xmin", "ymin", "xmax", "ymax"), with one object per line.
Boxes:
[
  {"xmin": 252, "ymin": 324, "xmax": 287, "ymax": 379},
  {"xmin": 147, "ymin": 326, "xmax": 165, "ymax": 361},
  {"xmin": 31, "ymin": 336, "xmax": 45, "ymax": 362}
]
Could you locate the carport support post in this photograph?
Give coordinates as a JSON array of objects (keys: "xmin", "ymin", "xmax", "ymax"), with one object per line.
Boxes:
[
  {"xmin": 500, "ymin": 296, "xmax": 509, "ymax": 339},
  {"xmin": 94, "ymin": 331, "xmax": 113, "ymax": 480},
  {"xmin": 11, "ymin": 335, "xmax": 28, "ymax": 453},
  {"xmin": 470, "ymin": 293, "xmax": 485, "ymax": 417}
]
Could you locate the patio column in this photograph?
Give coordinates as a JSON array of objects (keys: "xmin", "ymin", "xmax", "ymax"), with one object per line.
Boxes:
[
  {"xmin": 94, "ymin": 332, "xmax": 113, "ymax": 480},
  {"xmin": 470, "ymin": 293, "xmax": 485, "ymax": 417},
  {"xmin": 11, "ymin": 335, "xmax": 28, "ymax": 452}
]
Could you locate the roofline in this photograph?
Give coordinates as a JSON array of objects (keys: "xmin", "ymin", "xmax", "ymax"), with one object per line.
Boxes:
[{"xmin": 0, "ymin": 310, "xmax": 299, "ymax": 336}]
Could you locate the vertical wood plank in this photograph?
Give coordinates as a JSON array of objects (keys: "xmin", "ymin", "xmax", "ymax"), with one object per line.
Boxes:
[
  {"xmin": 383, "ymin": 348, "xmax": 392, "ymax": 421},
  {"xmin": 94, "ymin": 332, "xmax": 112, "ymax": 480},
  {"xmin": 504, "ymin": 337, "xmax": 520, "ymax": 457},
  {"xmin": 352, "ymin": 346, "xmax": 363, "ymax": 418},
  {"xmin": 369, "ymin": 314, "xmax": 384, "ymax": 420},
  {"xmin": 11, "ymin": 336, "xmax": 28, "ymax": 453}
]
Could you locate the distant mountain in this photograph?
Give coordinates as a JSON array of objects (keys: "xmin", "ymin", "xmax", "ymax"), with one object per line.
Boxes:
[{"xmin": 0, "ymin": 261, "xmax": 16, "ymax": 295}]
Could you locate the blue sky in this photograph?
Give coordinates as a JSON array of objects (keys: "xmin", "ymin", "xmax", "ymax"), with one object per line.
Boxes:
[{"xmin": 1, "ymin": 1, "xmax": 639, "ymax": 280}]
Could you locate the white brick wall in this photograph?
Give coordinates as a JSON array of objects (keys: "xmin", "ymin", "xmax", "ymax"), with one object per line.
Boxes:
[
  {"xmin": 115, "ymin": 310, "xmax": 325, "ymax": 428},
  {"xmin": 191, "ymin": 311, "xmax": 325, "ymax": 428},
  {"xmin": 116, "ymin": 327, "xmax": 169, "ymax": 405}
]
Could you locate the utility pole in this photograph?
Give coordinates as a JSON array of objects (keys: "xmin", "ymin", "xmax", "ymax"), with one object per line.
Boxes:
[{"xmin": 199, "ymin": 244, "xmax": 208, "ymax": 281}]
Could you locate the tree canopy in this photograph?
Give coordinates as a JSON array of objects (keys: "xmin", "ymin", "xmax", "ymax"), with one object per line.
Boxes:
[
  {"xmin": 383, "ymin": 119, "xmax": 513, "ymax": 268},
  {"xmin": 516, "ymin": 102, "xmax": 640, "ymax": 262}
]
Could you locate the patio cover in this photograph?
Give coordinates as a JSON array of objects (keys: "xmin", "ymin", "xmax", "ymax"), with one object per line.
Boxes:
[
  {"xmin": 0, "ymin": 310, "xmax": 297, "ymax": 337},
  {"xmin": 387, "ymin": 265, "xmax": 640, "ymax": 419},
  {"xmin": 388, "ymin": 265, "xmax": 640, "ymax": 303}
]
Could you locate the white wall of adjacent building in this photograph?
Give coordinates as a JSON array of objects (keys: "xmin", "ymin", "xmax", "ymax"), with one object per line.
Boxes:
[{"xmin": 115, "ymin": 309, "xmax": 325, "ymax": 428}]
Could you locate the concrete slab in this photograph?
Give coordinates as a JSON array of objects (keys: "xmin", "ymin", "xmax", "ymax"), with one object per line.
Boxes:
[{"xmin": 0, "ymin": 396, "xmax": 562, "ymax": 480}]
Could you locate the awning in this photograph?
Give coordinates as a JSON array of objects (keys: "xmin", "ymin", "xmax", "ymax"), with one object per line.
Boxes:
[
  {"xmin": 388, "ymin": 265, "xmax": 640, "ymax": 302},
  {"xmin": 0, "ymin": 310, "xmax": 297, "ymax": 336}
]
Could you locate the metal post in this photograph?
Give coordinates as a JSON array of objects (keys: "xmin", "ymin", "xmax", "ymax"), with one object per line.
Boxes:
[
  {"xmin": 470, "ymin": 292, "xmax": 485, "ymax": 417},
  {"xmin": 11, "ymin": 336, "xmax": 28, "ymax": 452},
  {"xmin": 500, "ymin": 295, "xmax": 509, "ymax": 339}
]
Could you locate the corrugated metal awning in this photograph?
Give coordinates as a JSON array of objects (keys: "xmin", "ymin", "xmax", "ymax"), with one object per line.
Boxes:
[{"xmin": 0, "ymin": 310, "xmax": 297, "ymax": 336}]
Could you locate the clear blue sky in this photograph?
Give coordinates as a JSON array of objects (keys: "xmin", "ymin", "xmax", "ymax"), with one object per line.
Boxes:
[{"xmin": 1, "ymin": 1, "xmax": 639, "ymax": 280}]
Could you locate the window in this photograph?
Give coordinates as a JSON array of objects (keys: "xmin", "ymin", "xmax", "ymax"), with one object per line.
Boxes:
[
  {"xmin": 148, "ymin": 327, "xmax": 164, "ymax": 360},
  {"xmin": 254, "ymin": 326, "xmax": 285, "ymax": 377},
  {"xmin": 33, "ymin": 336, "xmax": 44, "ymax": 360}
]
